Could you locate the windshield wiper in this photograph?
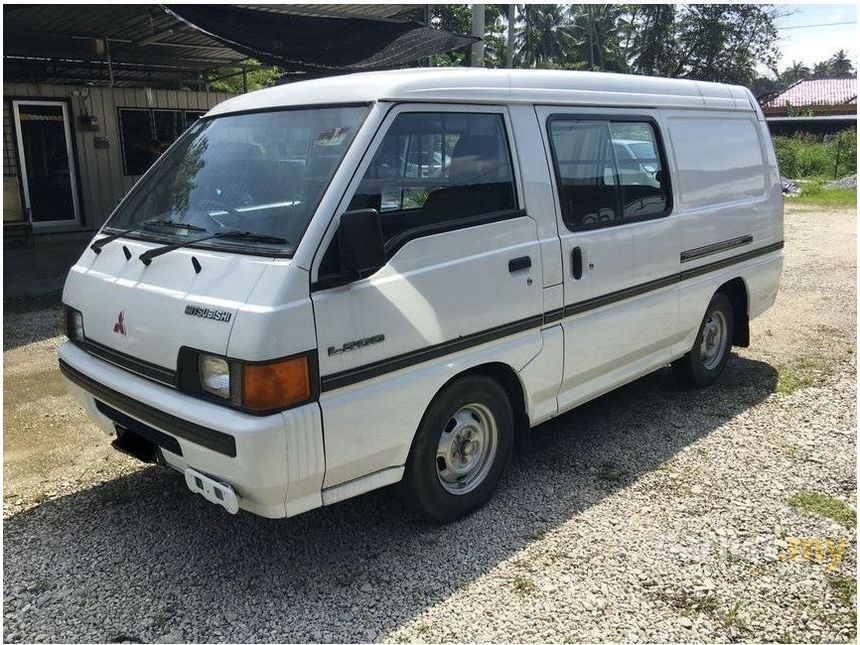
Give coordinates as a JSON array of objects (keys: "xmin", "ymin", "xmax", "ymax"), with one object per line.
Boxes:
[
  {"xmin": 215, "ymin": 231, "xmax": 289, "ymax": 245},
  {"xmin": 138, "ymin": 230, "xmax": 289, "ymax": 266},
  {"xmin": 90, "ymin": 219, "xmax": 206, "ymax": 254}
]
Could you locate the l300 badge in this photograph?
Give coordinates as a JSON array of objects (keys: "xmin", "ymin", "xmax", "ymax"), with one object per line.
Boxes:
[
  {"xmin": 184, "ymin": 305, "xmax": 233, "ymax": 323},
  {"xmin": 328, "ymin": 334, "xmax": 385, "ymax": 356}
]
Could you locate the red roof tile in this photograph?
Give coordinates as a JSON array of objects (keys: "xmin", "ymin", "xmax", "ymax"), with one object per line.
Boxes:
[{"xmin": 763, "ymin": 78, "xmax": 858, "ymax": 107}]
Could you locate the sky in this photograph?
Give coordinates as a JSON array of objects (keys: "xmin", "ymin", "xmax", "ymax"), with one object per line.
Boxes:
[{"xmin": 771, "ymin": 3, "xmax": 857, "ymax": 72}]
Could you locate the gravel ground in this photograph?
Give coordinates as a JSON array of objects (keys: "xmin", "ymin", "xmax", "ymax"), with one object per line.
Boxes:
[{"xmin": 3, "ymin": 205, "xmax": 856, "ymax": 643}]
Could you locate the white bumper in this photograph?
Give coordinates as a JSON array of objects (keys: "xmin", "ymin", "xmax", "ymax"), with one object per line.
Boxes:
[{"xmin": 58, "ymin": 342, "xmax": 325, "ymax": 519}]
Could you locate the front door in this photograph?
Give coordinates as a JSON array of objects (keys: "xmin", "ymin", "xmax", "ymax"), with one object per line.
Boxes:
[
  {"xmin": 311, "ymin": 105, "xmax": 543, "ymax": 487},
  {"xmin": 11, "ymin": 100, "xmax": 81, "ymax": 228},
  {"xmin": 537, "ymin": 106, "xmax": 678, "ymax": 411}
]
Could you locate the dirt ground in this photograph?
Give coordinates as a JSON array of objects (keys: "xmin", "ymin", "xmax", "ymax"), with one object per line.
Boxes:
[{"xmin": 2, "ymin": 203, "xmax": 856, "ymax": 642}]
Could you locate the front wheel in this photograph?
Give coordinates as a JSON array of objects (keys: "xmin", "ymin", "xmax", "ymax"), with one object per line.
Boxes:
[
  {"xmin": 673, "ymin": 292, "xmax": 734, "ymax": 388},
  {"xmin": 403, "ymin": 375, "xmax": 514, "ymax": 523}
]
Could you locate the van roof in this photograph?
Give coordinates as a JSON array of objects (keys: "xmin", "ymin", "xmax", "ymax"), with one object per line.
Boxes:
[{"xmin": 208, "ymin": 68, "xmax": 758, "ymax": 117}]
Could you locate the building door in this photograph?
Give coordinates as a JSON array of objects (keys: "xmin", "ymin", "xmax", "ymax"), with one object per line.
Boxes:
[{"xmin": 11, "ymin": 100, "xmax": 81, "ymax": 228}]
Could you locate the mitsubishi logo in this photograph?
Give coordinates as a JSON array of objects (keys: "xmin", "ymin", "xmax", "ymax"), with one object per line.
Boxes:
[{"xmin": 113, "ymin": 310, "xmax": 126, "ymax": 335}]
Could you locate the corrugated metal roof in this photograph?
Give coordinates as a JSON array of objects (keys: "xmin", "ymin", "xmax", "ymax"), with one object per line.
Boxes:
[
  {"xmin": 2, "ymin": 4, "xmax": 419, "ymax": 88},
  {"xmin": 762, "ymin": 78, "xmax": 858, "ymax": 107}
]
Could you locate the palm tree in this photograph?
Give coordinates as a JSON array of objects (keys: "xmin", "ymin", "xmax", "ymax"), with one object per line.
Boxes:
[
  {"xmin": 624, "ymin": 4, "xmax": 676, "ymax": 76},
  {"xmin": 781, "ymin": 60, "xmax": 810, "ymax": 85},
  {"xmin": 570, "ymin": 4, "xmax": 626, "ymax": 72},
  {"xmin": 515, "ymin": 4, "xmax": 577, "ymax": 68},
  {"xmin": 829, "ymin": 49, "xmax": 855, "ymax": 77},
  {"xmin": 811, "ymin": 60, "xmax": 832, "ymax": 79}
]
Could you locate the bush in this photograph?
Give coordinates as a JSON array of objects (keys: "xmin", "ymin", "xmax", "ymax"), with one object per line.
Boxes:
[{"xmin": 772, "ymin": 129, "xmax": 857, "ymax": 180}]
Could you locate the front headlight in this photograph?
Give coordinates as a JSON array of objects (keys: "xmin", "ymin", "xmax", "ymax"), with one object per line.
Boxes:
[
  {"xmin": 182, "ymin": 349, "xmax": 315, "ymax": 414},
  {"xmin": 198, "ymin": 355, "xmax": 234, "ymax": 400},
  {"xmin": 63, "ymin": 305, "xmax": 85, "ymax": 342}
]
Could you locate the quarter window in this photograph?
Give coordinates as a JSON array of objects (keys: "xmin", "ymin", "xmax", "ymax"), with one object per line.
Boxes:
[
  {"xmin": 548, "ymin": 118, "xmax": 669, "ymax": 230},
  {"xmin": 348, "ymin": 112, "xmax": 517, "ymax": 245}
]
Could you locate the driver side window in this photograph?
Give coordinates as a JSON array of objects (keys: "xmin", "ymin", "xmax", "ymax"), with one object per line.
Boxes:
[{"xmin": 347, "ymin": 112, "xmax": 517, "ymax": 245}]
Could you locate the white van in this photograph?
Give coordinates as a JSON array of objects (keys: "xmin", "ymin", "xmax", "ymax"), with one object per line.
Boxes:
[{"xmin": 59, "ymin": 69, "xmax": 783, "ymax": 522}]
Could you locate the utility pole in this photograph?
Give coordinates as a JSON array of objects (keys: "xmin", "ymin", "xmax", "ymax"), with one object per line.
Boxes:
[
  {"xmin": 471, "ymin": 4, "xmax": 485, "ymax": 67},
  {"xmin": 506, "ymin": 4, "xmax": 515, "ymax": 68}
]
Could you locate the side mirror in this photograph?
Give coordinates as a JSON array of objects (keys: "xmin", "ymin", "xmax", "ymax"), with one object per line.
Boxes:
[{"xmin": 337, "ymin": 208, "xmax": 385, "ymax": 276}]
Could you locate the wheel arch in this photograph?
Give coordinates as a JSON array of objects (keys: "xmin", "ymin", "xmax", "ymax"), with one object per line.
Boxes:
[
  {"xmin": 716, "ymin": 276, "xmax": 750, "ymax": 347},
  {"xmin": 409, "ymin": 361, "xmax": 531, "ymax": 461}
]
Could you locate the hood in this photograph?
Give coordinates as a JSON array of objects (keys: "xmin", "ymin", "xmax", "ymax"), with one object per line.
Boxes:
[{"xmin": 62, "ymin": 238, "xmax": 275, "ymax": 372}]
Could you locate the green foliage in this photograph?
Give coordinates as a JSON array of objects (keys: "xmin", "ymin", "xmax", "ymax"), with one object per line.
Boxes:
[
  {"xmin": 787, "ymin": 491, "xmax": 857, "ymax": 529},
  {"xmin": 767, "ymin": 49, "xmax": 857, "ymax": 89},
  {"xmin": 207, "ymin": 59, "xmax": 282, "ymax": 93},
  {"xmin": 790, "ymin": 188, "xmax": 857, "ymax": 209},
  {"xmin": 515, "ymin": 4, "xmax": 578, "ymax": 68},
  {"xmin": 772, "ymin": 129, "xmax": 857, "ymax": 179},
  {"xmin": 428, "ymin": 3, "xmax": 781, "ymax": 86}
]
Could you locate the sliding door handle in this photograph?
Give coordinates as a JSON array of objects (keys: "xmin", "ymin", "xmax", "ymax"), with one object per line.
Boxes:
[
  {"xmin": 508, "ymin": 256, "xmax": 532, "ymax": 273},
  {"xmin": 571, "ymin": 247, "xmax": 583, "ymax": 280}
]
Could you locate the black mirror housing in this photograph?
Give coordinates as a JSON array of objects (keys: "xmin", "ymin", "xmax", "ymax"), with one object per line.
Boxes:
[{"xmin": 337, "ymin": 208, "xmax": 385, "ymax": 276}]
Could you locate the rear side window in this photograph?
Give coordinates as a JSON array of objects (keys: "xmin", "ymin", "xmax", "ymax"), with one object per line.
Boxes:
[
  {"xmin": 666, "ymin": 117, "xmax": 766, "ymax": 208},
  {"xmin": 547, "ymin": 118, "xmax": 670, "ymax": 231},
  {"xmin": 348, "ymin": 112, "xmax": 517, "ymax": 245}
]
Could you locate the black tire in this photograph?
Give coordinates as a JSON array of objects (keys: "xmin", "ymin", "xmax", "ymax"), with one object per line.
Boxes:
[
  {"xmin": 673, "ymin": 292, "xmax": 735, "ymax": 388},
  {"xmin": 403, "ymin": 375, "xmax": 514, "ymax": 523}
]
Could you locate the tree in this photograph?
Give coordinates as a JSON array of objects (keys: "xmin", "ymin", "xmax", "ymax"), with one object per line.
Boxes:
[
  {"xmin": 668, "ymin": 4, "xmax": 780, "ymax": 85},
  {"xmin": 206, "ymin": 59, "xmax": 281, "ymax": 93},
  {"xmin": 515, "ymin": 4, "xmax": 577, "ymax": 68},
  {"xmin": 811, "ymin": 61, "xmax": 832, "ymax": 79},
  {"xmin": 623, "ymin": 4, "xmax": 677, "ymax": 76},
  {"xmin": 780, "ymin": 60, "xmax": 810, "ymax": 85},
  {"xmin": 570, "ymin": 4, "xmax": 627, "ymax": 72},
  {"xmin": 829, "ymin": 49, "xmax": 855, "ymax": 77}
]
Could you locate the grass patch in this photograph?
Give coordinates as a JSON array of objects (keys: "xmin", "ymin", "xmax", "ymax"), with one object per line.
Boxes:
[
  {"xmin": 721, "ymin": 600, "xmax": 748, "ymax": 632},
  {"xmin": 830, "ymin": 577, "xmax": 857, "ymax": 606},
  {"xmin": 512, "ymin": 576, "xmax": 538, "ymax": 595},
  {"xmin": 776, "ymin": 354, "xmax": 831, "ymax": 394},
  {"xmin": 776, "ymin": 368, "xmax": 817, "ymax": 394},
  {"xmin": 787, "ymin": 491, "xmax": 856, "ymax": 529},
  {"xmin": 788, "ymin": 187, "xmax": 856, "ymax": 209}
]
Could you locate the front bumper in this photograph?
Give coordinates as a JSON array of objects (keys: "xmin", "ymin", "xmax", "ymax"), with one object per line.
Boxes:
[{"xmin": 58, "ymin": 342, "xmax": 325, "ymax": 518}]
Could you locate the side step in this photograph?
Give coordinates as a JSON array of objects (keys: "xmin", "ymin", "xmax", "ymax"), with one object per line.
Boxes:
[{"xmin": 184, "ymin": 468, "xmax": 239, "ymax": 514}]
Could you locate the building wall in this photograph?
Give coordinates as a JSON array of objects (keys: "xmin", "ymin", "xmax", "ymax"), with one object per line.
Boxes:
[{"xmin": 3, "ymin": 83, "xmax": 234, "ymax": 231}]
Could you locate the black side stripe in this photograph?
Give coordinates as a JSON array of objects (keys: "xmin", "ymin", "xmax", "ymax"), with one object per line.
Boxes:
[
  {"xmin": 681, "ymin": 235, "xmax": 753, "ymax": 263},
  {"xmin": 59, "ymin": 359, "xmax": 237, "ymax": 457},
  {"xmin": 321, "ymin": 315, "xmax": 544, "ymax": 391},
  {"xmin": 320, "ymin": 241, "xmax": 784, "ymax": 392},
  {"xmin": 680, "ymin": 241, "xmax": 782, "ymax": 281},
  {"xmin": 564, "ymin": 273, "xmax": 679, "ymax": 318}
]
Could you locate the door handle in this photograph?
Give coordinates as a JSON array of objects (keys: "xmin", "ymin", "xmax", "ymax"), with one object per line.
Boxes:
[
  {"xmin": 508, "ymin": 256, "xmax": 531, "ymax": 273},
  {"xmin": 571, "ymin": 247, "xmax": 583, "ymax": 280}
]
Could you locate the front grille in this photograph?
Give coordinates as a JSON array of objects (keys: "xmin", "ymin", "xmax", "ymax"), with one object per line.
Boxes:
[{"xmin": 75, "ymin": 339, "xmax": 176, "ymax": 387}]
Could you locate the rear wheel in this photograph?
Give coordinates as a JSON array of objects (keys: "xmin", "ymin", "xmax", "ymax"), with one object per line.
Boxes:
[
  {"xmin": 404, "ymin": 375, "xmax": 514, "ymax": 522},
  {"xmin": 673, "ymin": 292, "xmax": 734, "ymax": 388}
]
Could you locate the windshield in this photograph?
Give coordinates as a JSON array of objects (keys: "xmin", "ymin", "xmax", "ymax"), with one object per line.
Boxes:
[{"xmin": 105, "ymin": 106, "xmax": 369, "ymax": 256}]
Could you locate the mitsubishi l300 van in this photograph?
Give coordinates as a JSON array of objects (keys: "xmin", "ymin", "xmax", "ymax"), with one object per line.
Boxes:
[{"xmin": 59, "ymin": 69, "xmax": 783, "ymax": 522}]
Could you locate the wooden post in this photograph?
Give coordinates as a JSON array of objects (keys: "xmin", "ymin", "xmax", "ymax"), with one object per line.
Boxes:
[{"xmin": 506, "ymin": 4, "xmax": 515, "ymax": 68}]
